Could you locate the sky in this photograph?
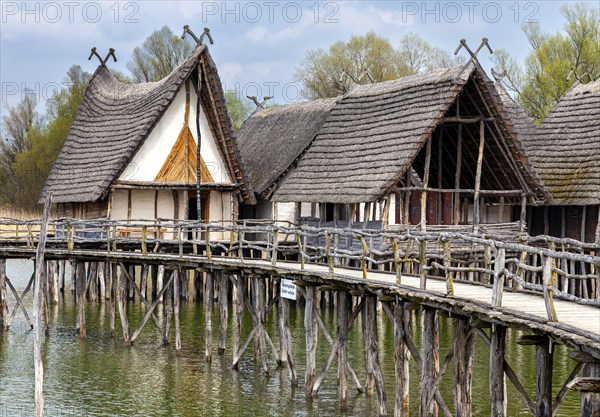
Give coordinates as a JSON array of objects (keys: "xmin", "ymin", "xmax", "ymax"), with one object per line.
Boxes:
[{"xmin": 0, "ymin": 1, "xmax": 596, "ymax": 118}]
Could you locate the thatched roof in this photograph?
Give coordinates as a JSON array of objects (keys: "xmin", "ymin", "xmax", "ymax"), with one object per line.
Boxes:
[
  {"xmin": 236, "ymin": 98, "xmax": 338, "ymax": 198},
  {"xmin": 525, "ymin": 80, "xmax": 600, "ymax": 205},
  {"xmin": 41, "ymin": 45, "xmax": 254, "ymax": 204},
  {"xmin": 273, "ymin": 63, "xmax": 549, "ymax": 204}
]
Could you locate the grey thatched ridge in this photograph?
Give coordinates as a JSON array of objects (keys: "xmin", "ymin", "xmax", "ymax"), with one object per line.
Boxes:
[
  {"xmin": 41, "ymin": 45, "xmax": 254, "ymax": 204},
  {"xmin": 236, "ymin": 98, "xmax": 338, "ymax": 197},
  {"xmin": 274, "ymin": 63, "xmax": 548, "ymax": 204},
  {"xmin": 526, "ymin": 80, "xmax": 600, "ymax": 205}
]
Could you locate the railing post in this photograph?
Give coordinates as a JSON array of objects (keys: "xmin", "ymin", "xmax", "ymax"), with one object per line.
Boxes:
[
  {"xmin": 444, "ymin": 239, "xmax": 454, "ymax": 296},
  {"xmin": 178, "ymin": 225, "xmax": 183, "ymax": 257},
  {"xmin": 492, "ymin": 245, "xmax": 506, "ymax": 307},
  {"xmin": 27, "ymin": 223, "xmax": 33, "ymax": 248},
  {"xmin": 542, "ymin": 247, "xmax": 558, "ymax": 322},
  {"xmin": 67, "ymin": 224, "xmax": 73, "ymax": 253},
  {"xmin": 141, "ymin": 225, "xmax": 147, "ymax": 257},
  {"xmin": 419, "ymin": 239, "xmax": 427, "ymax": 290},
  {"xmin": 271, "ymin": 229, "xmax": 279, "ymax": 266},
  {"xmin": 392, "ymin": 237, "xmax": 401, "ymax": 284},
  {"xmin": 359, "ymin": 235, "xmax": 368, "ymax": 279},
  {"xmin": 238, "ymin": 226, "xmax": 245, "ymax": 261},
  {"xmin": 105, "ymin": 224, "xmax": 111, "ymax": 254},
  {"xmin": 204, "ymin": 225, "xmax": 212, "ymax": 260},
  {"xmin": 296, "ymin": 232, "xmax": 305, "ymax": 270},
  {"xmin": 325, "ymin": 232, "xmax": 334, "ymax": 274}
]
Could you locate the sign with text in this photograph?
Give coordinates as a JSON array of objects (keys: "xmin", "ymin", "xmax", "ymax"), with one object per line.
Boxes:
[{"xmin": 280, "ymin": 279, "xmax": 297, "ymax": 300}]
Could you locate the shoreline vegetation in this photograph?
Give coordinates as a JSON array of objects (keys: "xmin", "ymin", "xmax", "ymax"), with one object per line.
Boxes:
[{"xmin": 0, "ymin": 206, "xmax": 42, "ymax": 220}]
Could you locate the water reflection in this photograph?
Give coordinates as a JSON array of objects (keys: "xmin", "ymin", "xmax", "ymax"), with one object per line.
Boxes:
[{"xmin": 0, "ymin": 260, "xmax": 581, "ymax": 416}]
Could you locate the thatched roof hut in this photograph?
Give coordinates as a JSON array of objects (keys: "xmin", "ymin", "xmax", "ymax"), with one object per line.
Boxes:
[
  {"xmin": 273, "ymin": 62, "xmax": 549, "ymax": 205},
  {"xmin": 523, "ymin": 80, "xmax": 600, "ymax": 206},
  {"xmin": 236, "ymin": 98, "xmax": 338, "ymax": 199},
  {"xmin": 41, "ymin": 44, "xmax": 254, "ymax": 207}
]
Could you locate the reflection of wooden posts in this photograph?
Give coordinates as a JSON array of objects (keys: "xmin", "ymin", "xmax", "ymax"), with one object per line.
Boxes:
[
  {"xmin": 473, "ymin": 120, "xmax": 485, "ymax": 233},
  {"xmin": 76, "ymin": 262, "xmax": 86, "ymax": 337},
  {"xmin": 205, "ymin": 270, "xmax": 213, "ymax": 362},
  {"xmin": 173, "ymin": 269, "xmax": 181, "ymax": 353},
  {"xmin": 0, "ymin": 259, "xmax": 8, "ymax": 329}
]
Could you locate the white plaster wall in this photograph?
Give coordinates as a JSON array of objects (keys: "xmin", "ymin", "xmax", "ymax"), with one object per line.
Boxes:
[
  {"xmin": 300, "ymin": 202, "xmax": 311, "ymax": 217},
  {"xmin": 157, "ymin": 190, "xmax": 176, "ymax": 220},
  {"xmin": 119, "ymin": 80, "xmax": 231, "ymax": 183},
  {"xmin": 388, "ymin": 195, "xmax": 397, "ymax": 226},
  {"xmin": 131, "ymin": 190, "xmax": 155, "ymax": 220},
  {"xmin": 275, "ymin": 202, "xmax": 296, "ymax": 225},
  {"xmin": 111, "ymin": 189, "xmax": 129, "ymax": 220}
]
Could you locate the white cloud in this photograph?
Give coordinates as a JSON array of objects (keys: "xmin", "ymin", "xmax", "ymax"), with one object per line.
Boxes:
[{"xmin": 220, "ymin": 61, "xmax": 244, "ymax": 81}]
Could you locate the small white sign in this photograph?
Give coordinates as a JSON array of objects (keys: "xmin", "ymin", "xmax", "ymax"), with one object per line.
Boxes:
[{"xmin": 280, "ymin": 279, "xmax": 297, "ymax": 300}]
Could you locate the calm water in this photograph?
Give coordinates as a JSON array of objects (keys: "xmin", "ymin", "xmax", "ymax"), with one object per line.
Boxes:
[{"xmin": 0, "ymin": 259, "xmax": 581, "ymax": 416}]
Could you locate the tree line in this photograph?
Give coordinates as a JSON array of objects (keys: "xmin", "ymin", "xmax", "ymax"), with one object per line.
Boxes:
[{"xmin": 1, "ymin": 3, "xmax": 598, "ymax": 210}]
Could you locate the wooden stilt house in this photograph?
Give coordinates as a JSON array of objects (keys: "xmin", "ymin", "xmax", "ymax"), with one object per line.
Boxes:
[
  {"xmin": 40, "ymin": 45, "xmax": 254, "ymax": 239},
  {"xmin": 519, "ymin": 80, "xmax": 600, "ymax": 243},
  {"xmin": 236, "ymin": 98, "xmax": 338, "ymax": 224},
  {"xmin": 269, "ymin": 62, "xmax": 550, "ymax": 235}
]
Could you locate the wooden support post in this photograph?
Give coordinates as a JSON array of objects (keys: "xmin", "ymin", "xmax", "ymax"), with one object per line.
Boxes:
[
  {"xmin": 33, "ymin": 195, "xmax": 51, "ymax": 417},
  {"xmin": 304, "ymin": 285, "xmax": 318, "ymax": 395},
  {"xmin": 421, "ymin": 138, "xmax": 432, "ymax": 232},
  {"xmin": 163, "ymin": 270, "xmax": 173, "ymax": 344},
  {"xmin": 394, "ymin": 301, "xmax": 410, "ymax": 417},
  {"xmin": 489, "ymin": 325, "xmax": 507, "ymax": 417},
  {"xmin": 542, "ymin": 253, "xmax": 558, "ymax": 322},
  {"xmin": 492, "ymin": 247, "xmax": 506, "ymax": 307},
  {"xmin": 337, "ymin": 290, "xmax": 351, "ymax": 408},
  {"xmin": 0, "ymin": 259, "xmax": 8, "ymax": 330},
  {"xmin": 454, "ymin": 317, "xmax": 476, "ymax": 417},
  {"xmin": 218, "ymin": 273, "xmax": 228, "ymax": 355},
  {"xmin": 364, "ymin": 296, "xmax": 387, "ymax": 416},
  {"xmin": 420, "ymin": 240, "xmax": 428, "ymax": 290},
  {"xmin": 421, "ymin": 308, "xmax": 439, "ymax": 417},
  {"xmin": 117, "ymin": 265, "xmax": 130, "ymax": 345},
  {"xmin": 109, "ymin": 263, "xmax": 116, "ymax": 337},
  {"xmin": 76, "ymin": 262, "xmax": 86, "ymax": 337},
  {"xmin": 521, "ymin": 194, "xmax": 527, "ymax": 234},
  {"xmin": 498, "ymin": 197, "xmax": 505, "ymax": 224},
  {"xmin": 173, "ymin": 269, "xmax": 181, "ymax": 353},
  {"xmin": 580, "ymin": 362, "xmax": 600, "ymax": 416},
  {"xmin": 232, "ymin": 274, "xmax": 244, "ymax": 370},
  {"xmin": 254, "ymin": 277, "xmax": 269, "ymax": 375},
  {"xmin": 48, "ymin": 261, "xmax": 59, "ymax": 305},
  {"xmin": 535, "ymin": 339, "xmax": 553, "ymax": 417},
  {"xmin": 278, "ymin": 285, "xmax": 297, "ymax": 384},
  {"xmin": 205, "ymin": 271, "xmax": 213, "ymax": 362},
  {"xmin": 473, "ymin": 120, "xmax": 485, "ymax": 233},
  {"xmin": 403, "ymin": 171, "xmax": 411, "ymax": 226}
]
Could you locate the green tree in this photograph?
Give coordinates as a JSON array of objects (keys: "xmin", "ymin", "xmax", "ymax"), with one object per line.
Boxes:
[
  {"xmin": 492, "ymin": 2, "xmax": 599, "ymax": 123},
  {"xmin": 225, "ymin": 91, "xmax": 254, "ymax": 132},
  {"xmin": 295, "ymin": 31, "xmax": 464, "ymax": 99},
  {"xmin": 127, "ymin": 26, "xmax": 193, "ymax": 83},
  {"xmin": 0, "ymin": 66, "xmax": 91, "ymax": 209}
]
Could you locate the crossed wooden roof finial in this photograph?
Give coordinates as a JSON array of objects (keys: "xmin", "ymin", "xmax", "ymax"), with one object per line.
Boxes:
[
  {"xmin": 88, "ymin": 47, "xmax": 117, "ymax": 67},
  {"xmin": 454, "ymin": 38, "xmax": 493, "ymax": 61},
  {"xmin": 181, "ymin": 25, "xmax": 214, "ymax": 45},
  {"xmin": 247, "ymin": 96, "xmax": 273, "ymax": 109},
  {"xmin": 567, "ymin": 68, "xmax": 590, "ymax": 83}
]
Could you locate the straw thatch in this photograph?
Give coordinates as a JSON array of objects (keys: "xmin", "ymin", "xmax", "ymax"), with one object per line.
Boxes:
[
  {"xmin": 273, "ymin": 62, "xmax": 549, "ymax": 204},
  {"xmin": 522, "ymin": 80, "xmax": 600, "ymax": 205},
  {"xmin": 40, "ymin": 45, "xmax": 254, "ymax": 204},
  {"xmin": 236, "ymin": 98, "xmax": 338, "ymax": 198}
]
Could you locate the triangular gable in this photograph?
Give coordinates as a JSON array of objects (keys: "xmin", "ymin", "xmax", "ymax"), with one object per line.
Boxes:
[{"xmin": 155, "ymin": 125, "xmax": 214, "ymax": 183}]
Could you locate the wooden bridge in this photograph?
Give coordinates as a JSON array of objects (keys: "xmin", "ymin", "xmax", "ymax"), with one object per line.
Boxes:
[{"xmin": 1, "ymin": 217, "xmax": 599, "ymax": 417}]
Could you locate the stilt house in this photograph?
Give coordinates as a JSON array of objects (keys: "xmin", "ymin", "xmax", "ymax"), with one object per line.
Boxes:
[
  {"xmin": 237, "ymin": 98, "xmax": 337, "ymax": 224},
  {"xmin": 40, "ymin": 45, "xmax": 254, "ymax": 239},
  {"xmin": 520, "ymin": 80, "xmax": 600, "ymax": 243},
  {"xmin": 255, "ymin": 62, "xmax": 550, "ymax": 234}
]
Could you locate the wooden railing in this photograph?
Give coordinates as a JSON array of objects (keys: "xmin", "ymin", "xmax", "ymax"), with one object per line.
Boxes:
[{"xmin": 1, "ymin": 218, "xmax": 599, "ymax": 318}]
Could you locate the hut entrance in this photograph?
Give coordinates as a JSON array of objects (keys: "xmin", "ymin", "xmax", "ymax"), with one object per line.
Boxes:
[{"xmin": 187, "ymin": 190, "xmax": 210, "ymax": 222}]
